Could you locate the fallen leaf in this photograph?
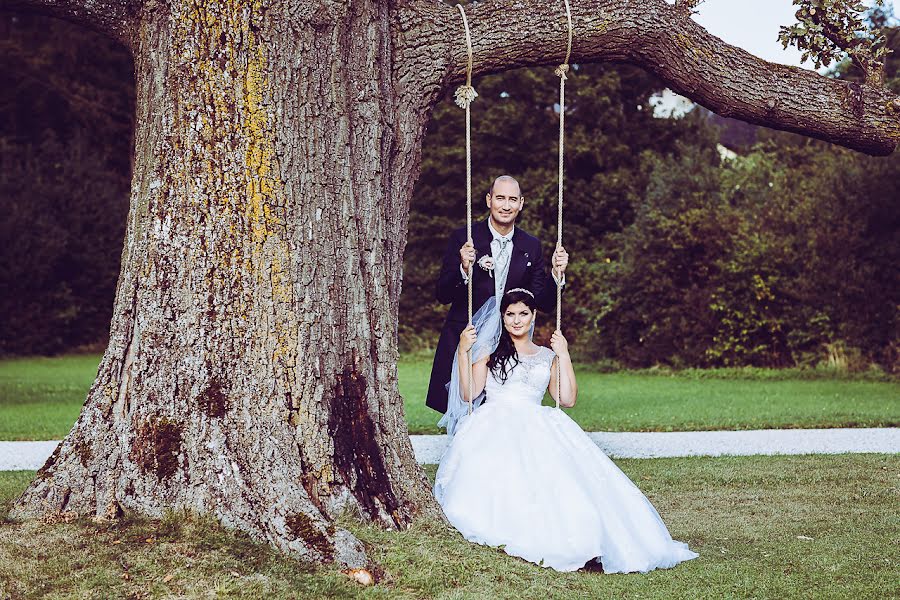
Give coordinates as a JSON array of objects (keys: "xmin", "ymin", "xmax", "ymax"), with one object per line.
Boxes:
[
  {"xmin": 343, "ymin": 568, "xmax": 374, "ymax": 586},
  {"xmin": 112, "ymin": 540, "xmax": 122, "ymax": 545},
  {"xmin": 163, "ymin": 574, "xmax": 174, "ymax": 583},
  {"xmin": 145, "ymin": 538, "xmax": 155, "ymax": 544}
]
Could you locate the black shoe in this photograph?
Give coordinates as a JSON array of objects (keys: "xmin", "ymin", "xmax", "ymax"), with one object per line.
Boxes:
[{"xmin": 582, "ymin": 558, "xmax": 604, "ymax": 573}]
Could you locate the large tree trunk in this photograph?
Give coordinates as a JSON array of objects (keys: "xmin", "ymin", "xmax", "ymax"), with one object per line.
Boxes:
[
  {"xmin": 7, "ymin": 0, "xmax": 899, "ymax": 568},
  {"xmin": 11, "ymin": 0, "xmax": 437, "ymax": 566}
]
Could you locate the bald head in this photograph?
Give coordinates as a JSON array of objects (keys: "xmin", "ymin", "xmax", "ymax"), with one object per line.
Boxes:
[
  {"xmin": 485, "ymin": 175, "xmax": 524, "ymax": 233},
  {"xmin": 489, "ymin": 175, "xmax": 521, "ymax": 197}
]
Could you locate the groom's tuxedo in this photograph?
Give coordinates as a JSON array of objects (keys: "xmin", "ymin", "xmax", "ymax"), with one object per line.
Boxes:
[{"xmin": 426, "ymin": 218, "xmax": 559, "ymax": 414}]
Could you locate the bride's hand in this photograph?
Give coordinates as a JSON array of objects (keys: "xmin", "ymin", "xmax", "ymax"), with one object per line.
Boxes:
[
  {"xmin": 459, "ymin": 325, "xmax": 477, "ymax": 353},
  {"xmin": 550, "ymin": 330, "xmax": 569, "ymax": 357}
]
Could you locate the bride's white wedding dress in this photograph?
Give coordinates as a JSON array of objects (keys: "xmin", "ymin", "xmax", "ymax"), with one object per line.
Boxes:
[{"xmin": 434, "ymin": 346, "xmax": 699, "ymax": 573}]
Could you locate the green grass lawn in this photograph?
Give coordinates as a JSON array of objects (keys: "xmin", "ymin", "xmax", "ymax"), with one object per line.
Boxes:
[
  {"xmin": 400, "ymin": 355, "xmax": 899, "ymax": 434},
  {"xmin": 0, "ymin": 355, "xmax": 100, "ymax": 440},
  {"xmin": 1, "ymin": 354, "xmax": 898, "ymax": 440},
  {"xmin": 2, "ymin": 454, "xmax": 897, "ymax": 598}
]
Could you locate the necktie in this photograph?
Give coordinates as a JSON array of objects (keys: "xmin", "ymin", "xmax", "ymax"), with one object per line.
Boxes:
[{"xmin": 495, "ymin": 237, "xmax": 511, "ymax": 301}]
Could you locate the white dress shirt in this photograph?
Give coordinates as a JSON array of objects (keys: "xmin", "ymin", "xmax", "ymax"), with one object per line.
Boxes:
[{"xmin": 459, "ymin": 220, "xmax": 565, "ymax": 290}]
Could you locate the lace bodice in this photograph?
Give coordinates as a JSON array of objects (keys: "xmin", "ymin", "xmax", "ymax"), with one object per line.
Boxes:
[{"xmin": 485, "ymin": 346, "xmax": 556, "ymax": 405}]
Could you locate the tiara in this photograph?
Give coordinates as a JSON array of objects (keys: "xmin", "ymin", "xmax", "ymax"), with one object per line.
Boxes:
[{"xmin": 506, "ymin": 288, "xmax": 534, "ymax": 298}]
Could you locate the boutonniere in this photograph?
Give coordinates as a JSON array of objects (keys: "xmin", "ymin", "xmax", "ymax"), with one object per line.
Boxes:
[{"xmin": 477, "ymin": 255, "xmax": 495, "ymax": 278}]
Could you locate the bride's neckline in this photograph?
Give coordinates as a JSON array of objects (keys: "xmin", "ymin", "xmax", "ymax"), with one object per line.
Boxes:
[{"xmin": 517, "ymin": 346, "xmax": 543, "ymax": 358}]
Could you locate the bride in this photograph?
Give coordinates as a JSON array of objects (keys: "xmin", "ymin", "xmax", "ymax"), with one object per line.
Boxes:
[{"xmin": 434, "ymin": 288, "xmax": 699, "ymax": 573}]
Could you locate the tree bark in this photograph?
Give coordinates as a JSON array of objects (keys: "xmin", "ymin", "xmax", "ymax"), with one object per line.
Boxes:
[
  {"xmin": 10, "ymin": 0, "xmax": 437, "ymax": 566},
  {"xmin": 0, "ymin": 0, "xmax": 138, "ymax": 44},
  {"xmin": 6, "ymin": 0, "xmax": 900, "ymax": 568}
]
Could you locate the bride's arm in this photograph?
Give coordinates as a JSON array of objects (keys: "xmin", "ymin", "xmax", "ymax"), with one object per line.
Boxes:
[
  {"xmin": 458, "ymin": 356, "xmax": 488, "ymax": 402},
  {"xmin": 548, "ymin": 331, "xmax": 578, "ymax": 407},
  {"xmin": 457, "ymin": 325, "xmax": 489, "ymax": 402}
]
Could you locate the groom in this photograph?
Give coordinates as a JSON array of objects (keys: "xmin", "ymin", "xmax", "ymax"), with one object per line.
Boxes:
[{"xmin": 425, "ymin": 175, "xmax": 569, "ymax": 414}]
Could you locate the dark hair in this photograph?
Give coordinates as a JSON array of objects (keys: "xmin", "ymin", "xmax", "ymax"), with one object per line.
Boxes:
[{"xmin": 487, "ymin": 289, "xmax": 537, "ymax": 383}]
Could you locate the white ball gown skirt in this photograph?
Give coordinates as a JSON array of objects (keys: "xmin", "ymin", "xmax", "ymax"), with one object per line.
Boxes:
[{"xmin": 434, "ymin": 397, "xmax": 699, "ymax": 573}]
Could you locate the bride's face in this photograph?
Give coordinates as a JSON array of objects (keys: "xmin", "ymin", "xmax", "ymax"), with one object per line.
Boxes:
[{"xmin": 503, "ymin": 302, "xmax": 533, "ymax": 337}]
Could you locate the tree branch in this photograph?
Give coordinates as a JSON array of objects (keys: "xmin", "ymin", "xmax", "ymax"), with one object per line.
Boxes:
[
  {"xmin": 399, "ymin": 0, "xmax": 900, "ymax": 156},
  {"xmin": 0, "ymin": 0, "xmax": 139, "ymax": 46}
]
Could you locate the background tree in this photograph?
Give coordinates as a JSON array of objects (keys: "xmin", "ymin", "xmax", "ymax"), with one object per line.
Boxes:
[
  {"xmin": 0, "ymin": 13, "xmax": 133, "ymax": 355},
  {"xmin": 595, "ymin": 12, "xmax": 899, "ymax": 370},
  {"xmin": 1, "ymin": 0, "xmax": 897, "ymax": 567}
]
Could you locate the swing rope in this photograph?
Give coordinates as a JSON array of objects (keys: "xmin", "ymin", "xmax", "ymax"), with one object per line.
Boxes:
[
  {"xmin": 554, "ymin": 0, "xmax": 573, "ymax": 410},
  {"xmin": 453, "ymin": 2, "xmax": 572, "ymax": 413},
  {"xmin": 454, "ymin": 4, "xmax": 477, "ymax": 416}
]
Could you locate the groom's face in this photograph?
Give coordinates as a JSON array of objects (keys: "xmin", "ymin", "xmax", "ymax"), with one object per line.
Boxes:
[{"xmin": 486, "ymin": 179, "xmax": 524, "ymax": 228}]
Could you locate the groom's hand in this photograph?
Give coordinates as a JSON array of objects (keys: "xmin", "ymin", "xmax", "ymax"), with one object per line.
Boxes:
[
  {"xmin": 459, "ymin": 324, "xmax": 477, "ymax": 353},
  {"xmin": 459, "ymin": 241, "xmax": 476, "ymax": 271},
  {"xmin": 552, "ymin": 245, "xmax": 569, "ymax": 279}
]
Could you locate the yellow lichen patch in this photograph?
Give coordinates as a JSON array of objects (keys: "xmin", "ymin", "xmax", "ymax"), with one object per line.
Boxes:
[
  {"xmin": 593, "ymin": 17, "xmax": 612, "ymax": 34},
  {"xmin": 318, "ymin": 464, "xmax": 334, "ymax": 490},
  {"xmin": 675, "ymin": 31, "xmax": 715, "ymax": 62},
  {"xmin": 168, "ymin": 0, "xmax": 287, "ymax": 252},
  {"xmin": 163, "ymin": 0, "xmax": 298, "ymax": 395},
  {"xmin": 675, "ymin": 32, "xmax": 692, "ymax": 51},
  {"xmin": 272, "ymin": 339, "xmax": 295, "ymax": 369},
  {"xmin": 269, "ymin": 254, "xmax": 292, "ymax": 303},
  {"xmin": 243, "ymin": 43, "xmax": 281, "ymax": 246}
]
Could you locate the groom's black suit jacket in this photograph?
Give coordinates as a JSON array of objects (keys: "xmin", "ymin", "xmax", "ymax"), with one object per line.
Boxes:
[{"xmin": 426, "ymin": 219, "xmax": 559, "ymax": 414}]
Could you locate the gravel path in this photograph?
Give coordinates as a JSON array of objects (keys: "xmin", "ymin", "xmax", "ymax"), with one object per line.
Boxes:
[
  {"xmin": 1, "ymin": 441, "xmax": 60, "ymax": 471},
  {"xmin": 414, "ymin": 427, "xmax": 900, "ymax": 464},
  {"xmin": 1, "ymin": 428, "xmax": 897, "ymax": 471}
]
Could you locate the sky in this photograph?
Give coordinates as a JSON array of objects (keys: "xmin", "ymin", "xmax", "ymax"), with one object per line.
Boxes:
[
  {"xmin": 689, "ymin": 0, "xmax": 808, "ymax": 68},
  {"xmin": 654, "ymin": 0, "xmax": 896, "ymax": 115}
]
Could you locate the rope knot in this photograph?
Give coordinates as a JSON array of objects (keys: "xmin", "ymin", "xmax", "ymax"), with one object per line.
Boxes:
[
  {"xmin": 554, "ymin": 64, "xmax": 570, "ymax": 80},
  {"xmin": 454, "ymin": 85, "xmax": 478, "ymax": 109}
]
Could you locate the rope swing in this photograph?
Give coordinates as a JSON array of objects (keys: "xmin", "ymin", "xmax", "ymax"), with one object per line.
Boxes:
[
  {"xmin": 453, "ymin": 1, "xmax": 573, "ymax": 413},
  {"xmin": 454, "ymin": 3, "xmax": 477, "ymax": 415},
  {"xmin": 554, "ymin": 0, "xmax": 573, "ymax": 410}
]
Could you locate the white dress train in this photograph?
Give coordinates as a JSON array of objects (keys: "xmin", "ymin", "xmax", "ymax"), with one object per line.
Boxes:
[{"xmin": 434, "ymin": 346, "xmax": 699, "ymax": 573}]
